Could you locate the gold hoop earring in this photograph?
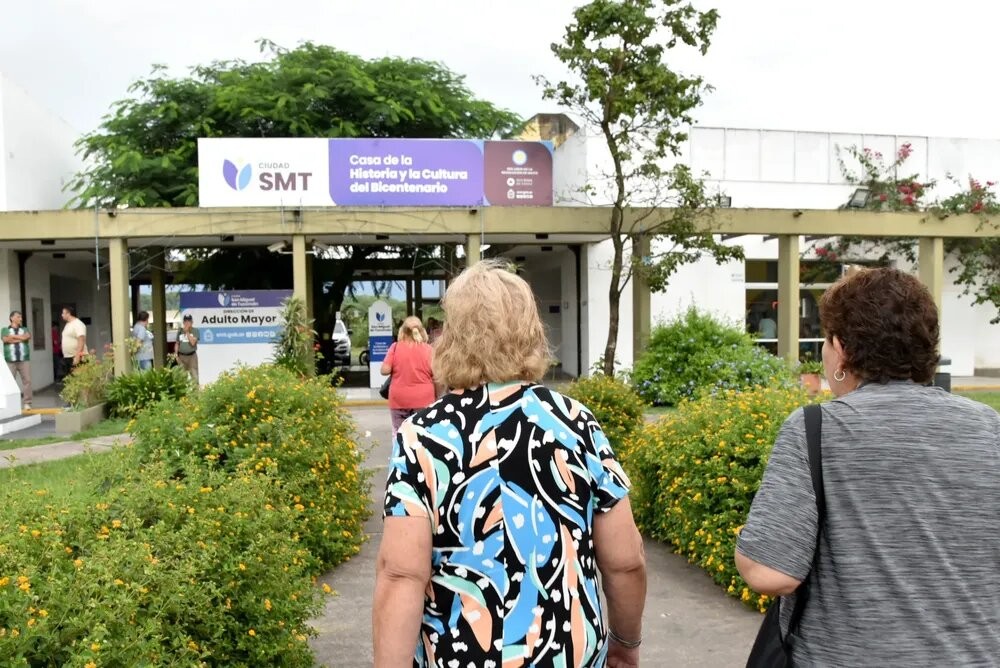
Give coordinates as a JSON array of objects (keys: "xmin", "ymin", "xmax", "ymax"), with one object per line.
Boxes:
[{"xmin": 834, "ymin": 369, "xmax": 847, "ymax": 382}]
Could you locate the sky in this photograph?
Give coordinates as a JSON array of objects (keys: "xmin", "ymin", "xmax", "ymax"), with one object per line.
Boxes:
[{"xmin": 2, "ymin": 0, "xmax": 998, "ymax": 139}]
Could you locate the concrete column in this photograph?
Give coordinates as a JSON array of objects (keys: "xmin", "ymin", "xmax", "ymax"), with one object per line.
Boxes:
[
  {"xmin": 305, "ymin": 253, "xmax": 315, "ymax": 322},
  {"xmin": 465, "ymin": 235, "xmax": 481, "ymax": 268},
  {"xmin": 631, "ymin": 235, "xmax": 651, "ymax": 365},
  {"xmin": 109, "ymin": 238, "xmax": 131, "ymax": 376},
  {"xmin": 777, "ymin": 234, "xmax": 801, "ymax": 362},
  {"xmin": 918, "ymin": 236, "xmax": 944, "ymax": 313},
  {"xmin": 414, "ymin": 275, "xmax": 423, "ymax": 318},
  {"xmin": 130, "ymin": 282, "xmax": 140, "ymax": 319},
  {"xmin": 292, "ymin": 235, "xmax": 308, "ymax": 305},
  {"xmin": 150, "ymin": 248, "xmax": 167, "ymax": 369}
]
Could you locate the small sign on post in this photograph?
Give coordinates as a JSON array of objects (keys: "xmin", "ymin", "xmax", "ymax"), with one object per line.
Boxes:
[{"xmin": 368, "ymin": 301, "xmax": 394, "ymax": 389}]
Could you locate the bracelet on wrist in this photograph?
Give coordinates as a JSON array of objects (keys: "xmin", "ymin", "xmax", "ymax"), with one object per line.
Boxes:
[{"xmin": 608, "ymin": 628, "xmax": 642, "ymax": 648}]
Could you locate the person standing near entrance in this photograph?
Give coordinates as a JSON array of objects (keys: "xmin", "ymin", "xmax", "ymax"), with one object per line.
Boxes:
[
  {"xmin": 60, "ymin": 306, "xmax": 87, "ymax": 379},
  {"xmin": 175, "ymin": 314, "xmax": 199, "ymax": 385},
  {"xmin": 2, "ymin": 311, "xmax": 32, "ymax": 409},
  {"xmin": 132, "ymin": 311, "xmax": 154, "ymax": 371},
  {"xmin": 379, "ymin": 316, "xmax": 435, "ymax": 438}
]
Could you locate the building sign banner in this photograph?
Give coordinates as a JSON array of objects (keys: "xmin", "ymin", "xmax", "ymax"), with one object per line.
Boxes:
[
  {"xmin": 198, "ymin": 138, "xmax": 552, "ymax": 208},
  {"xmin": 179, "ymin": 290, "xmax": 292, "ymax": 385},
  {"xmin": 368, "ymin": 300, "xmax": 393, "ymax": 389}
]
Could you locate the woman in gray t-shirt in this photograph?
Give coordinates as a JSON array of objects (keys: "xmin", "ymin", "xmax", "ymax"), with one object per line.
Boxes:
[{"xmin": 736, "ymin": 268, "xmax": 1000, "ymax": 666}]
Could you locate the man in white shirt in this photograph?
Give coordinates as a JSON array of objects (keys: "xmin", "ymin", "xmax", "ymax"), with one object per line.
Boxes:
[{"xmin": 60, "ymin": 305, "xmax": 87, "ymax": 379}]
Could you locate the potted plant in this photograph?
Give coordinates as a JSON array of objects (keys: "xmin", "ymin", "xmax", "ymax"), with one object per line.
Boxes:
[
  {"xmin": 797, "ymin": 358, "xmax": 825, "ymax": 396},
  {"xmin": 56, "ymin": 346, "xmax": 115, "ymax": 434}
]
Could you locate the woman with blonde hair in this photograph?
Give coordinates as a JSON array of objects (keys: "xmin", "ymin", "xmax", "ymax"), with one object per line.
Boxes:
[
  {"xmin": 373, "ymin": 260, "xmax": 647, "ymax": 668},
  {"xmin": 380, "ymin": 316, "xmax": 435, "ymax": 437}
]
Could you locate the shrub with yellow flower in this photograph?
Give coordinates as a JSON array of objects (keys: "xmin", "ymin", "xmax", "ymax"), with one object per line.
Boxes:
[{"xmin": 627, "ymin": 383, "xmax": 822, "ymax": 612}]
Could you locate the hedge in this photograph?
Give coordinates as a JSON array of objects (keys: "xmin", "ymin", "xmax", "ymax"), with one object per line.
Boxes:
[
  {"xmin": 624, "ymin": 384, "xmax": 819, "ymax": 612},
  {"xmin": 0, "ymin": 364, "xmax": 370, "ymax": 666},
  {"xmin": 561, "ymin": 374, "xmax": 647, "ymax": 451}
]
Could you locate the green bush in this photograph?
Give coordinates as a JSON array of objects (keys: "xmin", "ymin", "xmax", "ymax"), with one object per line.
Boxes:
[
  {"xmin": 626, "ymin": 384, "xmax": 819, "ymax": 612},
  {"xmin": 59, "ymin": 350, "xmax": 115, "ymax": 410},
  {"xmin": 0, "ymin": 448, "xmax": 327, "ymax": 666},
  {"xmin": 130, "ymin": 364, "xmax": 370, "ymax": 569},
  {"xmin": 631, "ymin": 308, "xmax": 793, "ymax": 406},
  {"xmin": 272, "ymin": 296, "xmax": 318, "ymax": 378},
  {"xmin": 562, "ymin": 374, "xmax": 647, "ymax": 451},
  {"xmin": 0, "ymin": 363, "xmax": 371, "ymax": 665},
  {"xmin": 105, "ymin": 366, "xmax": 193, "ymax": 419}
]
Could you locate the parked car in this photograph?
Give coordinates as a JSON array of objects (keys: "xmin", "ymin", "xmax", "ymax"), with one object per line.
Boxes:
[{"xmin": 330, "ymin": 319, "xmax": 351, "ymax": 367}]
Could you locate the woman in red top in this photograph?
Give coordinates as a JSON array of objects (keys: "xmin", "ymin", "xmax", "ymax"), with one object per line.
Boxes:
[{"xmin": 380, "ymin": 316, "xmax": 436, "ymax": 437}]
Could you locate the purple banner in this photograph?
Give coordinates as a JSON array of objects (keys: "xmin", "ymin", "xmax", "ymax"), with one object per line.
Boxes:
[
  {"xmin": 328, "ymin": 139, "xmax": 485, "ymax": 206},
  {"xmin": 483, "ymin": 141, "xmax": 554, "ymax": 206},
  {"xmin": 179, "ymin": 290, "xmax": 292, "ymax": 309}
]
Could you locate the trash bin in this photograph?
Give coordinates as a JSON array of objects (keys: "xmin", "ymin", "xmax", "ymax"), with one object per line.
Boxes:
[{"xmin": 933, "ymin": 356, "xmax": 952, "ymax": 393}]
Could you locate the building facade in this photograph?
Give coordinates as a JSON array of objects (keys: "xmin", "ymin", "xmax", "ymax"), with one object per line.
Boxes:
[
  {"xmin": 0, "ymin": 72, "xmax": 102, "ymax": 389},
  {"xmin": 539, "ymin": 122, "xmax": 1000, "ymax": 377}
]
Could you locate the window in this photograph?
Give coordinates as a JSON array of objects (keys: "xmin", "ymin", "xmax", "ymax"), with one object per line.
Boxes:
[{"xmin": 745, "ymin": 259, "xmax": 857, "ymax": 360}]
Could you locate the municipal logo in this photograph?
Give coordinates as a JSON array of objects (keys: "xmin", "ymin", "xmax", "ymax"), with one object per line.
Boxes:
[
  {"xmin": 511, "ymin": 149, "xmax": 528, "ymax": 166},
  {"xmin": 217, "ymin": 293, "xmax": 232, "ymax": 307},
  {"xmin": 375, "ymin": 312, "xmax": 386, "ymax": 322},
  {"xmin": 222, "ymin": 160, "xmax": 252, "ymax": 191}
]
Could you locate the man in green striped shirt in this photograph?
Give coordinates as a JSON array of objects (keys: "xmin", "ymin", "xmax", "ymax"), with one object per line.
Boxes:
[{"xmin": 2, "ymin": 310, "xmax": 32, "ymax": 409}]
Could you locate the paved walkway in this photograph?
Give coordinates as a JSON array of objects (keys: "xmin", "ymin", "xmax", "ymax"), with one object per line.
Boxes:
[
  {"xmin": 310, "ymin": 408, "xmax": 760, "ymax": 667},
  {"xmin": 0, "ymin": 434, "xmax": 131, "ymax": 468}
]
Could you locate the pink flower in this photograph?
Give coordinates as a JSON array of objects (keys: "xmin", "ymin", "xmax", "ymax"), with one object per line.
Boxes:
[
  {"xmin": 879, "ymin": 193, "xmax": 888, "ymax": 201},
  {"xmin": 903, "ymin": 195, "xmax": 915, "ymax": 206},
  {"xmin": 898, "ymin": 143, "xmax": 913, "ymax": 160},
  {"xmin": 972, "ymin": 201, "xmax": 984, "ymax": 213},
  {"xmin": 816, "ymin": 246, "xmax": 828, "ymax": 256}
]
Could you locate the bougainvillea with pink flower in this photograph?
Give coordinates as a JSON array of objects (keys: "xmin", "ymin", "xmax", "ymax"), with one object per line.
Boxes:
[{"xmin": 818, "ymin": 143, "xmax": 1000, "ymax": 321}]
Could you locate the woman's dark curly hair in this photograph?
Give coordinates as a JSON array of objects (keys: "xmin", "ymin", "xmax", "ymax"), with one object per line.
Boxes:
[{"xmin": 819, "ymin": 268, "xmax": 940, "ymax": 384}]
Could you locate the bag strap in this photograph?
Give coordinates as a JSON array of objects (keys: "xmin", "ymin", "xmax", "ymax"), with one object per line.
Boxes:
[{"xmin": 785, "ymin": 403, "xmax": 825, "ymax": 637}]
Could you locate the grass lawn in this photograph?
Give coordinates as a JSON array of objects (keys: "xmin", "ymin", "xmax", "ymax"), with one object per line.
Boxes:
[
  {"xmin": 0, "ymin": 417, "xmax": 131, "ymax": 452},
  {"xmin": 960, "ymin": 391, "xmax": 1000, "ymax": 412},
  {"xmin": 1, "ymin": 449, "xmax": 113, "ymax": 507}
]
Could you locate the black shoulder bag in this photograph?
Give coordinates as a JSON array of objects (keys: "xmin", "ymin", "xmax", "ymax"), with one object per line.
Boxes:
[{"xmin": 746, "ymin": 403, "xmax": 826, "ymax": 668}]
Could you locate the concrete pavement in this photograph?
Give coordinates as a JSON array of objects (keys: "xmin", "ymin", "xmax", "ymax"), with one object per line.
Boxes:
[
  {"xmin": 310, "ymin": 407, "xmax": 760, "ymax": 667},
  {"xmin": 0, "ymin": 434, "xmax": 131, "ymax": 468}
]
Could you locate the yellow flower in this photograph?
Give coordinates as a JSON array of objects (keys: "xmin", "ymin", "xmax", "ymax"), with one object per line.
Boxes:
[
  {"xmin": 247, "ymin": 629, "xmax": 256, "ymax": 637},
  {"xmin": 264, "ymin": 598, "xmax": 272, "ymax": 611},
  {"xmin": 111, "ymin": 520, "xmax": 122, "ymax": 529},
  {"xmin": 238, "ymin": 563, "xmax": 247, "ymax": 571},
  {"xmin": 84, "ymin": 662, "xmax": 96, "ymax": 668},
  {"xmin": 38, "ymin": 609, "xmax": 48, "ymax": 618},
  {"xmin": 27, "ymin": 618, "xmax": 36, "ymax": 627},
  {"xmin": 91, "ymin": 642, "xmax": 101, "ymax": 652},
  {"xmin": 321, "ymin": 583, "xmax": 332, "ymax": 594},
  {"xmin": 74, "ymin": 559, "xmax": 84, "ymax": 568}
]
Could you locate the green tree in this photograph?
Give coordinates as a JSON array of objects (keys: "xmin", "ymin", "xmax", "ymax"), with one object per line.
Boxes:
[
  {"xmin": 71, "ymin": 40, "xmax": 521, "ymax": 313},
  {"xmin": 538, "ymin": 0, "xmax": 743, "ymax": 376}
]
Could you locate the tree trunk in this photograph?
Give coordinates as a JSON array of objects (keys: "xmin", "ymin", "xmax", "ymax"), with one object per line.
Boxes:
[{"xmin": 602, "ymin": 219, "xmax": 625, "ymax": 376}]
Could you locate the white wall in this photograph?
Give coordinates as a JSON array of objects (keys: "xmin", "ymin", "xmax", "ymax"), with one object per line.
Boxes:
[
  {"xmin": 649, "ymin": 248, "xmax": 746, "ymax": 328},
  {"xmin": 581, "ymin": 240, "xmax": 633, "ymax": 374},
  {"xmin": 559, "ymin": 249, "xmax": 580, "ymax": 377},
  {"xmin": 0, "ymin": 73, "xmax": 80, "ymax": 211}
]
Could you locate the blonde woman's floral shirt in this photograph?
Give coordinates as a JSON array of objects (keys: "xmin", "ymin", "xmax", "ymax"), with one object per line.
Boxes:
[{"xmin": 384, "ymin": 383, "xmax": 631, "ymax": 668}]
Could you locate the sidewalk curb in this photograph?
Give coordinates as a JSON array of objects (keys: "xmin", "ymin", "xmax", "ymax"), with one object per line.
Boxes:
[
  {"xmin": 341, "ymin": 400, "xmax": 388, "ymax": 408},
  {"xmin": 954, "ymin": 385, "xmax": 1000, "ymax": 392}
]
